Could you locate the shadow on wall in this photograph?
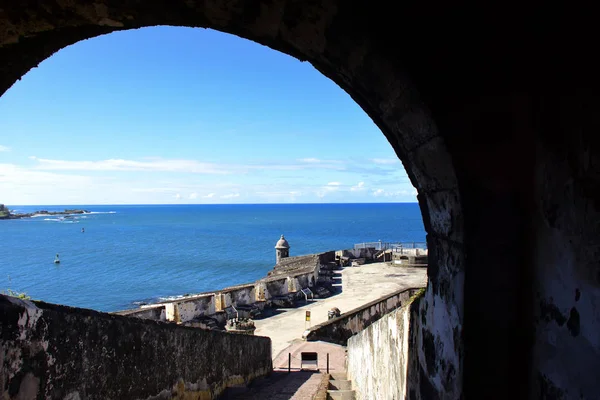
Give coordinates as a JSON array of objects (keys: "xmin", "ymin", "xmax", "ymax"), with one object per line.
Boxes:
[{"xmin": 405, "ymin": 287, "xmax": 461, "ymax": 400}]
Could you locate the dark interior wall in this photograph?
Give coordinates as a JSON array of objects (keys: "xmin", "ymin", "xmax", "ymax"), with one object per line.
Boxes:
[{"xmin": 530, "ymin": 94, "xmax": 600, "ymax": 399}]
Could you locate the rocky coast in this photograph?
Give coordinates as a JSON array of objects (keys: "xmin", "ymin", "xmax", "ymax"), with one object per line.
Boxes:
[{"xmin": 0, "ymin": 204, "xmax": 90, "ymax": 219}]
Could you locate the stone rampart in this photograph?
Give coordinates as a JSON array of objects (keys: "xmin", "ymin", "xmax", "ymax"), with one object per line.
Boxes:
[
  {"xmin": 302, "ymin": 287, "xmax": 422, "ymax": 344},
  {"xmin": 0, "ymin": 294, "xmax": 272, "ymax": 400},
  {"xmin": 115, "ymin": 251, "xmax": 335, "ymax": 324}
]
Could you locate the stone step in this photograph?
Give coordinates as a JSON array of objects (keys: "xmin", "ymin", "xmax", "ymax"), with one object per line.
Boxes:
[
  {"xmin": 329, "ymin": 373, "xmax": 348, "ymax": 381},
  {"xmin": 327, "ymin": 389, "xmax": 356, "ymax": 400},
  {"xmin": 328, "ymin": 380, "xmax": 352, "ymax": 390}
]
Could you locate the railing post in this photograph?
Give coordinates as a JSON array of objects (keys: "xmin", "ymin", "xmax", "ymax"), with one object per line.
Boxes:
[
  {"xmin": 327, "ymin": 353, "xmax": 330, "ymax": 374},
  {"xmin": 288, "ymin": 353, "xmax": 291, "ymax": 373}
]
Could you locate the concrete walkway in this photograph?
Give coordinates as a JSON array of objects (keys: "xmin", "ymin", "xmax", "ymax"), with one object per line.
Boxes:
[
  {"xmin": 222, "ymin": 371, "xmax": 324, "ymax": 400},
  {"xmin": 254, "ymin": 262, "xmax": 427, "ymax": 359}
]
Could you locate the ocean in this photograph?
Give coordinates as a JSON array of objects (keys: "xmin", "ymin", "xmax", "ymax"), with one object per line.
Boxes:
[{"xmin": 0, "ymin": 203, "xmax": 425, "ymax": 312}]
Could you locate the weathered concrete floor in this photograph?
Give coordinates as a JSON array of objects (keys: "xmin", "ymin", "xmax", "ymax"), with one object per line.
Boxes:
[{"xmin": 254, "ymin": 262, "xmax": 427, "ymax": 360}]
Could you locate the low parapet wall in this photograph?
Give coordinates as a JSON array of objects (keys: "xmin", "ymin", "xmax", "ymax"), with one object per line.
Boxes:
[
  {"xmin": 302, "ymin": 287, "xmax": 423, "ymax": 345},
  {"xmin": 115, "ymin": 251, "xmax": 335, "ymax": 324},
  {"xmin": 269, "ymin": 252, "xmax": 335, "ymax": 277},
  {"xmin": 0, "ymin": 294, "xmax": 272, "ymax": 400}
]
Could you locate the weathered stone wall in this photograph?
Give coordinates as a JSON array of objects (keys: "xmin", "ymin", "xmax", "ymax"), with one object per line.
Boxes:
[
  {"xmin": 347, "ymin": 300, "xmax": 414, "ymax": 400},
  {"xmin": 303, "ymin": 288, "xmax": 422, "ymax": 344},
  {"xmin": 0, "ymin": 294, "xmax": 272, "ymax": 400},
  {"xmin": 116, "ymin": 303, "xmax": 167, "ymax": 321},
  {"xmin": 530, "ymin": 96, "xmax": 600, "ymax": 399},
  {"xmin": 405, "ymin": 284, "xmax": 463, "ymax": 400},
  {"xmin": 269, "ymin": 251, "xmax": 335, "ymax": 277},
  {"xmin": 342, "ymin": 248, "xmax": 379, "ymax": 261},
  {"xmin": 117, "ymin": 262, "xmax": 323, "ymax": 323},
  {"xmin": 223, "ymin": 283, "xmax": 256, "ymax": 306},
  {"xmin": 174, "ymin": 295, "xmax": 215, "ymax": 322}
]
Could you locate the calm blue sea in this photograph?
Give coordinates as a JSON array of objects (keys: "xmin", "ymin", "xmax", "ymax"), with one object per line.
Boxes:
[{"xmin": 0, "ymin": 203, "xmax": 425, "ymax": 312}]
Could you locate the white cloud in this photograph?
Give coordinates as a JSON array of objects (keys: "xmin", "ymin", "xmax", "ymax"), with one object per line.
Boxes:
[
  {"xmin": 350, "ymin": 182, "xmax": 365, "ymax": 192},
  {"xmin": 298, "ymin": 158, "xmax": 321, "ymax": 163},
  {"xmin": 371, "ymin": 158, "xmax": 399, "ymax": 165},
  {"xmin": 316, "ymin": 182, "xmax": 342, "ymax": 198},
  {"xmin": 0, "ymin": 145, "xmax": 10, "ymax": 152},
  {"xmin": 0, "ymin": 155, "xmax": 417, "ymax": 204},
  {"xmin": 130, "ymin": 187, "xmax": 178, "ymax": 193},
  {"xmin": 29, "ymin": 157, "xmax": 231, "ymax": 175},
  {"xmin": 25, "ymin": 156, "xmax": 353, "ymax": 175},
  {"xmin": 371, "ymin": 188, "xmax": 417, "ymax": 198},
  {"xmin": 0, "ymin": 163, "xmax": 92, "ymax": 186}
]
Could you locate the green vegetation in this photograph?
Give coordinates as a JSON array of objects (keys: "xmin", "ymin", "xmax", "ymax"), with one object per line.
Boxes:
[
  {"xmin": 409, "ymin": 287, "xmax": 426, "ymax": 304},
  {"xmin": 2, "ymin": 289, "xmax": 31, "ymax": 300},
  {"xmin": 0, "ymin": 204, "xmax": 9, "ymax": 218}
]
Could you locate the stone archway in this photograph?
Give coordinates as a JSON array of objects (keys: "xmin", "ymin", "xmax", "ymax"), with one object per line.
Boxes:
[
  {"xmin": 0, "ymin": 4, "xmax": 464, "ymax": 398},
  {"xmin": 8, "ymin": 2, "xmax": 599, "ymax": 400}
]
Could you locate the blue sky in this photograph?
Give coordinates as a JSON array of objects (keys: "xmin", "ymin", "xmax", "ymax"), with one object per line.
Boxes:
[{"xmin": 0, "ymin": 27, "xmax": 416, "ymax": 205}]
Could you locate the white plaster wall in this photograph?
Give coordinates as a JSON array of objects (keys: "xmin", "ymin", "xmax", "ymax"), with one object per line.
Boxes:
[
  {"xmin": 347, "ymin": 282, "xmax": 463, "ymax": 400},
  {"xmin": 165, "ymin": 303, "xmax": 177, "ymax": 322},
  {"xmin": 347, "ymin": 304, "xmax": 411, "ymax": 400}
]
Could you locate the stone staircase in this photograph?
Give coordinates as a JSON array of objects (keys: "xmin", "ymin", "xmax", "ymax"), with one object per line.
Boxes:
[{"xmin": 327, "ymin": 372, "xmax": 356, "ymax": 400}]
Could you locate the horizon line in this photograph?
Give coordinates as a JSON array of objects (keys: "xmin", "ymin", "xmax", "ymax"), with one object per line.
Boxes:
[{"xmin": 5, "ymin": 201, "xmax": 419, "ymax": 207}]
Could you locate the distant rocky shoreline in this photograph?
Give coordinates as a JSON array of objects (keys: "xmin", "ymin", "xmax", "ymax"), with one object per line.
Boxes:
[{"xmin": 0, "ymin": 204, "xmax": 90, "ymax": 220}]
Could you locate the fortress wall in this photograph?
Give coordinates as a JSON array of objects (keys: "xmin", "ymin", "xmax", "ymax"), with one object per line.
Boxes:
[
  {"xmin": 303, "ymin": 287, "xmax": 421, "ymax": 344},
  {"xmin": 117, "ymin": 269, "xmax": 321, "ymax": 323},
  {"xmin": 115, "ymin": 304, "xmax": 167, "ymax": 321},
  {"xmin": 225, "ymin": 285, "xmax": 256, "ymax": 305},
  {"xmin": 0, "ymin": 294, "xmax": 272, "ymax": 400},
  {"xmin": 175, "ymin": 296, "xmax": 214, "ymax": 322},
  {"xmin": 347, "ymin": 302, "xmax": 413, "ymax": 400},
  {"xmin": 347, "ymin": 289, "xmax": 441, "ymax": 400},
  {"xmin": 264, "ymin": 277, "xmax": 290, "ymax": 298},
  {"xmin": 114, "ymin": 251, "xmax": 335, "ymax": 324}
]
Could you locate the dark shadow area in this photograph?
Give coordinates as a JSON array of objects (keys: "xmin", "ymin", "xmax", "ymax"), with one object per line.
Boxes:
[
  {"xmin": 251, "ymin": 308, "xmax": 288, "ymax": 319},
  {"xmin": 404, "ymin": 293, "xmax": 430, "ymax": 400},
  {"xmin": 219, "ymin": 371, "xmax": 319, "ymax": 399}
]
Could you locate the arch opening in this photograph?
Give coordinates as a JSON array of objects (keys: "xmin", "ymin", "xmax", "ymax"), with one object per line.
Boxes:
[{"xmin": 0, "ymin": 3, "xmax": 465, "ymax": 399}]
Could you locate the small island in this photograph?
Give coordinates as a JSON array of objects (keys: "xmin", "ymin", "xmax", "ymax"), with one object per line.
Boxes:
[{"xmin": 0, "ymin": 204, "xmax": 90, "ymax": 220}]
